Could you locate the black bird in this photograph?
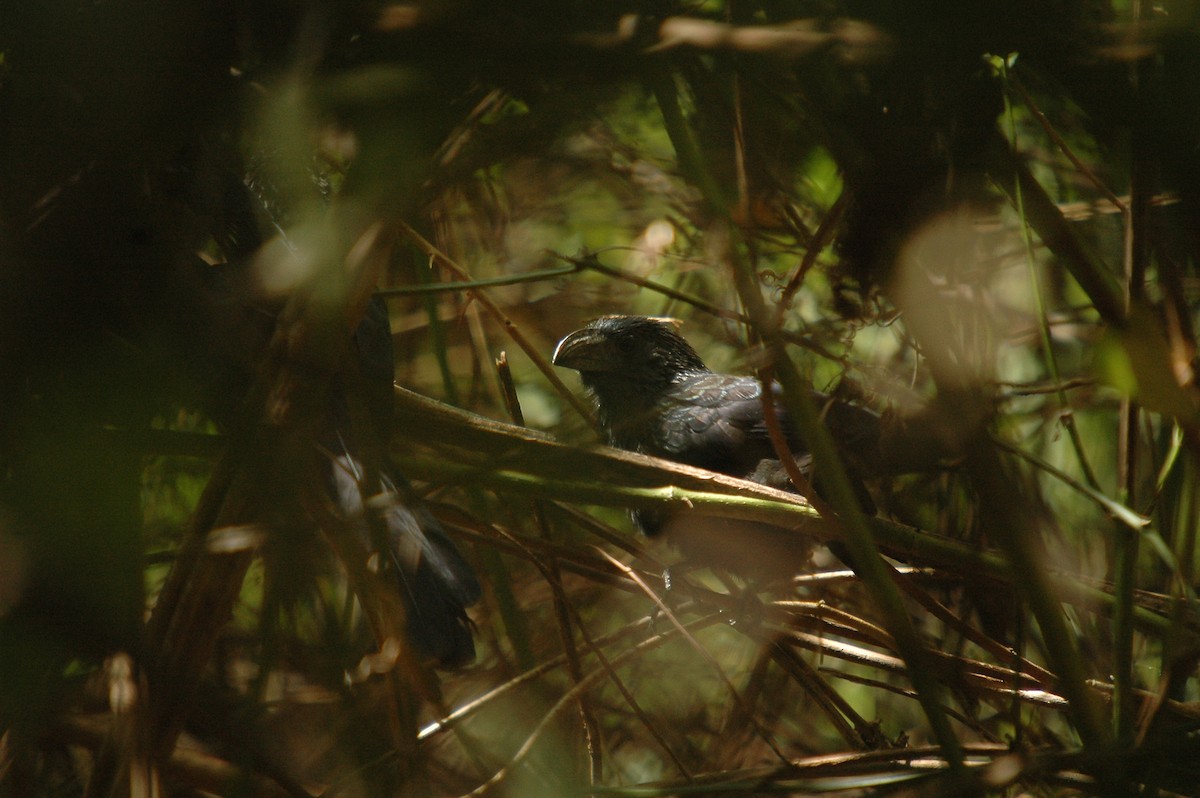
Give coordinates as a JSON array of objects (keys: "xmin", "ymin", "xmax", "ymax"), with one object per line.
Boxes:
[
  {"xmin": 185, "ymin": 264, "xmax": 481, "ymax": 668},
  {"xmin": 324, "ymin": 296, "xmax": 482, "ymax": 667},
  {"xmin": 552, "ymin": 315, "xmax": 881, "ymax": 576},
  {"xmin": 174, "ymin": 148, "xmax": 482, "ymax": 667}
]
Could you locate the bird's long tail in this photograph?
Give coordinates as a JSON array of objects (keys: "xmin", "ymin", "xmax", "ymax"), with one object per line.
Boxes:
[{"xmin": 327, "ymin": 451, "xmax": 481, "ymax": 668}]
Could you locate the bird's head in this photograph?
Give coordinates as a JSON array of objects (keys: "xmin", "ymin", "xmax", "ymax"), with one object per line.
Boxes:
[{"xmin": 552, "ymin": 315, "xmax": 710, "ymax": 404}]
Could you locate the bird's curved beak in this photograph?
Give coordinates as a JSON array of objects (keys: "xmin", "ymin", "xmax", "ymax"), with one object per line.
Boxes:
[{"xmin": 552, "ymin": 329, "xmax": 619, "ymax": 372}]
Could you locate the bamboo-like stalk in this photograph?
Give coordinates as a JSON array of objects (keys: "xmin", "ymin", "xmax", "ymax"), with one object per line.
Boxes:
[
  {"xmin": 647, "ymin": 56, "xmax": 966, "ymax": 774},
  {"xmin": 391, "ymin": 372, "xmax": 1180, "ymax": 637}
]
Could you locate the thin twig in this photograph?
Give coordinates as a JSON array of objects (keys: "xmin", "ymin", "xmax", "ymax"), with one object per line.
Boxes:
[
  {"xmin": 597, "ymin": 548, "xmax": 792, "ymax": 764},
  {"xmin": 400, "ymin": 222, "xmax": 599, "ymax": 429}
]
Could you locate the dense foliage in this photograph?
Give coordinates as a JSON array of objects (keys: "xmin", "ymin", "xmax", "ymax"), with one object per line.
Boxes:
[{"xmin": 4, "ymin": 1, "xmax": 1200, "ymax": 795}]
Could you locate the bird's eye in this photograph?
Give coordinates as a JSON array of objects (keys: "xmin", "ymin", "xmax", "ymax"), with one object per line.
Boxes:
[{"xmin": 614, "ymin": 337, "xmax": 636, "ymax": 354}]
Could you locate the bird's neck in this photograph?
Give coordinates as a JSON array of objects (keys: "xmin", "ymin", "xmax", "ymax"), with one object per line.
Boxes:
[{"xmin": 583, "ymin": 368, "xmax": 707, "ymax": 449}]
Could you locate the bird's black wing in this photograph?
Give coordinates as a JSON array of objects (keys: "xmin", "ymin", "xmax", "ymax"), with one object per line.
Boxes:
[
  {"xmin": 654, "ymin": 373, "xmax": 880, "ymax": 510},
  {"xmin": 630, "ymin": 373, "xmax": 818, "ymax": 570},
  {"xmin": 653, "ymin": 373, "xmax": 783, "ymax": 474}
]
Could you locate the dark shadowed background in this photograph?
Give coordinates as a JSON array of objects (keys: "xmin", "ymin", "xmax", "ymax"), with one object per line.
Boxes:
[{"xmin": 3, "ymin": 1, "xmax": 1200, "ymax": 795}]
